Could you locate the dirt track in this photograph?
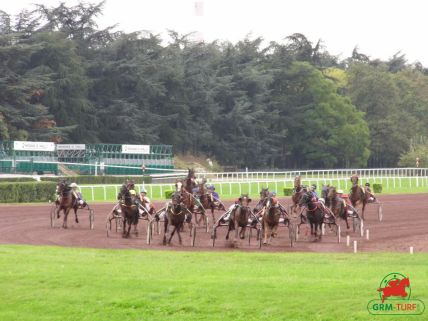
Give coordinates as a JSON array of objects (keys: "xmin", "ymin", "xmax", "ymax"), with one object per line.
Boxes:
[{"xmin": 1, "ymin": 194, "xmax": 427, "ymax": 252}]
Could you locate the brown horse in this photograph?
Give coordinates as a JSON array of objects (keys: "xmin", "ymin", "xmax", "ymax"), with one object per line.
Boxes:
[
  {"xmin": 226, "ymin": 195, "xmax": 252, "ymax": 242},
  {"xmin": 325, "ymin": 186, "xmax": 349, "ymax": 230},
  {"xmin": 163, "ymin": 191, "xmax": 187, "ymax": 245},
  {"xmin": 291, "ymin": 176, "xmax": 304, "ymax": 214},
  {"xmin": 117, "ymin": 185, "xmax": 139, "ymax": 238},
  {"xmin": 261, "ymin": 194, "xmax": 281, "ymax": 245},
  {"xmin": 349, "ymin": 175, "xmax": 368, "ymax": 220},
  {"xmin": 56, "ymin": 181, "xmax": 77, "ymax": 229}
]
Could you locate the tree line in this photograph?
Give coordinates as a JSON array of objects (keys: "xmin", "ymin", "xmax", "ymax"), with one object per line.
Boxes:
[{"xmin": 1, "ymin": 2, "xmax": 427, "ymax": 169}]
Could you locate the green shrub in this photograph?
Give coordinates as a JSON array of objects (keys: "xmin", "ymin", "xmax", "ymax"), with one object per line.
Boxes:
[
  {"xmin": 40, "ymin": 175, "xmax": 151, "ymax": 185},
  {"xmin": 0, "ymin": 182, "xmax": 57, "ymax": 203},
  {"xmin": 283, "ymin": 188, "xmax": 294, "ymax": 196},
  {"xmin": 164, "ymin": 190, "xmax": 174, "ymax": 199},
  {"xmin": 0, "ymin": 177, "xmax": 37, "ymax": 182},
  {"xmin": 372, "ymin": 184, "xmax": 382, "ymax": 193}
]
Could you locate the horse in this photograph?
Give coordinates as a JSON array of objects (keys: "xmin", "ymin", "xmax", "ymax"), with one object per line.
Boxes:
[
  {"xmin": 198, "ymin": 181, "xmax": 224, "ymax": 221},
  {"xmin": 117, "ymin": 185, "xmax": 139, "ymax": 238},
  {"xmin": 226, "ymin": 195, "xmax": 253, "ymax": 243},
  {"xmin": 291, "ymin": 176, "xmax": 304, "ymax": 214},
  {"xmin": 349, "ymin": 175, "xmax": 368, "ymax": 220},
  {"xmin": 325, "ymin": 186, "xmax": 349, "ymax": 230},
  {"xmin": 55, "ymin": 181, "xmax": 77, "ymax": 228},
  {"xmin": 261, "ymin": 194, "xmax": 281, "ymax": 245},
  {"xmin": 163, "ymin": 191, "xmax": 187, "ymax": 245},
  {"xmin": 299, "ymin": 192, "xmax": 324, "ymax": 241},
  {"xmin": 254, "ymin": 188, "xmax": 270, "ymax": 215}
]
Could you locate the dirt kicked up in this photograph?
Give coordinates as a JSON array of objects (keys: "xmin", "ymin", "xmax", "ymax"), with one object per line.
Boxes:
[{"xmin": 0, "ymin": 194, "xmax": 427, "ymax": 253}]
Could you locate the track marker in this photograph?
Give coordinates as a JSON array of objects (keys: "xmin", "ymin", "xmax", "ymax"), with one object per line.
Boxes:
[
  {"xmin": 410, "ymin": 246, "xmax": 414, "ymax": 254},
  {"xmin": 353, "ymin": 240, "xmax": 357, "ymax": 253},
  {"xmin": 346, "ymin": 235, "xmax": 350, "ymax": 247},
  {"xmin": 366, "ymin": 229, "xmax": 369, "ymax": 240}
]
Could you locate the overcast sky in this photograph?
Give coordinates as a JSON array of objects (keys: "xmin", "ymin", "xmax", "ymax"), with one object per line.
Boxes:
[{"xmin": 2, "ymin": 0, "xmax": 427, "ymax": 65}]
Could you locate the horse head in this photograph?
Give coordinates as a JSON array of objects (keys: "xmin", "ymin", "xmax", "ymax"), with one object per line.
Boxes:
[
  {"xmin": 299, "ymin": 192, "xmax": 311, "ymax": 207},
  {"xmin": 260, "ymin": 188, "xmax": 269, "ymax": 201},
  {"xmin": 175, "ymin": 180, "xmax": 183, "ymax": 192},
  {"xmin": 238, "ymin": 194, "xmax": 252, "ymax": 207},
  {"xmin": 294, "ymin": 176, "xmax": 301, "ymax": 189},
  {"xmin": 171, "ymin": 191, "xmax": 183, "ymax": 213},
  {"xmin": 351, "ymin": 173, "xmax": 359, "ymax": 186}
]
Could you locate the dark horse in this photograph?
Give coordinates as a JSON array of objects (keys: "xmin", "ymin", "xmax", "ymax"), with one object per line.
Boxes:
[
  {"xmin": 291, "ymin": 176, "xmax": 304, "ymax": 214},
  {"xmin": 349, "ymin": 175, "xmax": 368, "ymax": 220},
  {"xmin": 325, "ymin": 186, "xmax": 349, "ymax": 230},
  {"xmin": 226, "ymin": 195, "xmax": 252, "ymax": 243},
  {"xmin": 299, "ymin": 192, "xmax": 324, "ymax": 241},
  {"xmin": 56, "ymin": 181, "xmax": 77, "ymax": 229},
  {"xmin": 261, "ymin": 194, "xmax": 281, "ymax": 245},
  {"xmin": 163, "ymin": 191, "xmax": 187, "ymax": 245},
  {"xmin": 117, "ymin": 185, "xmax": 139, "ymax": 238}
]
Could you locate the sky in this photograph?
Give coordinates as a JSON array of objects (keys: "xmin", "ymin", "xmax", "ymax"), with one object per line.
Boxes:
[{"xmin": 2, "ymin": 0, "xmax": 427, "ymax": 65}]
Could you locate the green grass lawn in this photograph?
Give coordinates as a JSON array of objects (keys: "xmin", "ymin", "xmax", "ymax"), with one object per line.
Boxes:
[{"xmin": 0, "ymin": 245, "xmax": 427, "ymax": 321}]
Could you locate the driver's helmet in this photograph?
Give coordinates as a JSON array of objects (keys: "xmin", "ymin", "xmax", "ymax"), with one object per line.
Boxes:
[
  {"xmin": 130, "ymin": 190, "xmax": 137, "ymax": 196},
  {"xmin": 311, "ymin": 184, "xmax": 317, "ymax": 190},
  {"xmin": 140, "ymin": 187, "xmax": 147, "ymax": 194},
  {"xmin": 70, "ymin": 182, "xmax": 78, "ymax": 189},
  {"xmin": 365, "ymin": 182, "xmax": 370, "ymax": 187},
  {"xmin": 337, "ymin": 189, "xmax": 344, "ymax": 194},
  {"xmin": 270, "ymin": 191, "xmax": 277, "ymax": 197}
]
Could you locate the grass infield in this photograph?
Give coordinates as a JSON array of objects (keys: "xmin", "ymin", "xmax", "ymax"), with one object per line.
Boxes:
[{"xmin": 0, "ymin": 245, "xmax": 427, "ymax": 321}]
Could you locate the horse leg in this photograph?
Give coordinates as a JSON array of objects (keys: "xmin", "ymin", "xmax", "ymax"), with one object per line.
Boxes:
[
  {"xmin": 126, "ymin": 219, "xmax": 132, "ymax": 238},
  {"xmin": 163, "ymin": 219, "xmax": 168, "ymax": 245},
  {"xmin": 177, "ymin": 224, "xmax": 183, "ymax": 245},
  {"xmin": 240, "ymin": 226, "xmax": 246, "ymax": 240},
  {"xmin": 263, "ymin": 222, "xmax": 268, "ymax": 245},
  {"xmin": 133, "ymin": 220, "xmax": 139, "ymax": 236},
  {"xmin": 122, "ymin": 216, "xmax": 127, "ymax": 238},
  {"xmin": 168, "ymin": 226, "xmax": 176, "ymax": 245},
  {"xmin": 74, "ymin": 207, "xmax": 79, "ymax": 224},
  {"xmin": 62, "ymin": 209, "xmax": 69, "ymax": 229},
  {"xmin": 362, "ymin": 202, "xmax": 366, "ymax": 220},
  {"xmin": 272, "ymin": 223, "xmax": 279, "ymax": 238}
]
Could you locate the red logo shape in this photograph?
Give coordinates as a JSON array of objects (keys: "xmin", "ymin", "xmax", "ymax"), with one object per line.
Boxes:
[{"xmin": 377, "ymin": 277, "xmax": 410, "ymax": 303}]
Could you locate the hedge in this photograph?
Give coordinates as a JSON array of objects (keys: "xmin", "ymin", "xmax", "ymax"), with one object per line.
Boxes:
[
  {"xmin": 283, "ymin": 188, "xmax": 294, "ymax": 196},
  {"xmin": 0, "ymin": 177, "xmax": 37, "ymax": 182},
  {"xmin": 40, "ymin": 175, "xmax": 152, "ymax": 185},
  {"xmin": 373, "ymin": 183, "xmax": 382, "ymax": 193},
  {"xmin": 0, "ymin": 182, "xmax": 57, "ymax": 203},
  {"xmin": 164, "ymin": 190, "xmax": 174, "ymax": 199}
]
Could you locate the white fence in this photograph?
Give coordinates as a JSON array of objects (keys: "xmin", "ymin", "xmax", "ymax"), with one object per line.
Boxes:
[
  {"xmin": 78, "ymin": 175, "xmax": 428, "ymax": 202},
  {"xmin": 198, "ymin": 168, "xmax": 428, "ymax": 181}
]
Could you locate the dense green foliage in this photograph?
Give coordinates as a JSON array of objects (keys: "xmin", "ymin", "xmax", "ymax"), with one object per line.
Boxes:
[
  {"xmin": 0, "ymin": 182, "xmax": 56, "ymax": 202},
  {"xmin": 0, "ymin": 245, "xmax": 427, "ymax": 321},
  {"xmin": 1, "ymin": 2, "xmax": 428, "ymax": 169}
]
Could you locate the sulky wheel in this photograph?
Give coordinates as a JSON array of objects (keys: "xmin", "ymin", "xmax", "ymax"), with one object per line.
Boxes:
[
  {"xmin": 146, "ymin": 223, "xmax": 151, "ymax": 245},
  {"xmin": 258, "ymin": 228, "xmax": 262, "ymax": 248},
  {"xmin": 352, "ymin": 215, "xmax": 358, "ymax": 233},
  {"xmin": 191, "ymin": 226, "xmax": 197, "ymax": 247},
  {"xmin": 89, "ymin": 209, "xmax": 95, "ymax": 230},
  {"xmin": 296, "ymin": 224, "xmax": 300, "ymax": 241}
]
